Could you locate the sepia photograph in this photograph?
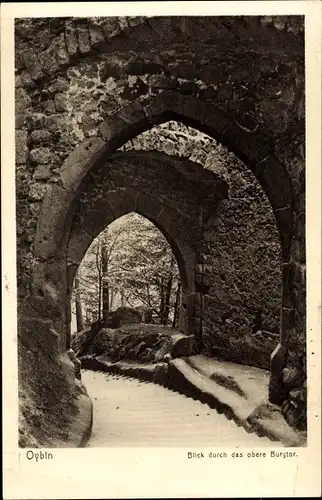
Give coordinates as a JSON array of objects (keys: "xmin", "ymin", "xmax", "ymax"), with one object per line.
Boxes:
[
  {"xmin": 2, "ymin": 2, "xmax": 321, "ymax": 498},
  {"xmin": 14, "ymin": 13, "xmax": 308, "ymax": 449}
]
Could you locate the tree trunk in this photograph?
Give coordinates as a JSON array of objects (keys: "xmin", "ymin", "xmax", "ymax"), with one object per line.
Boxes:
[
  {"xmin": 101, "ymin": 241, "xmax": 109, "ymax": 322},
  {"xmin": 74, "ymin": 276, "xmax": 84, "ymax": 332},
  {"xmin": 172, "ymin": 282, "xmax": 181, "ymax": 328},
  {"xmin": 97, "ymin": 275, "xmax": 102, "ymax": 322},
  {"xmin": 109, "ymin": 287, "xmax": 114, "ymax": 310},
  {"xmin": 163, "ymin": 255, "xmax": 175, "ymax": 325},
  {"xmin": 159, "ymin": 279, "xmax": 165, "ymax": 325}
]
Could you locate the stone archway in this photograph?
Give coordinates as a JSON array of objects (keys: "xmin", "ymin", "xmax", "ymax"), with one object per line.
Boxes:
[
  {"xmin": 34, "ymin": 149, "xmax": 228, "ymax": 352},
  {"xmin": 31, "ymin": 91, "xmax": 293, "ymax": 405}
]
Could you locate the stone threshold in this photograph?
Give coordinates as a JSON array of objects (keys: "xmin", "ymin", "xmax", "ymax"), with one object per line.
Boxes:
[{"xmin": 80, "ymin": 354, "xmax": 306, "ymax": 447}]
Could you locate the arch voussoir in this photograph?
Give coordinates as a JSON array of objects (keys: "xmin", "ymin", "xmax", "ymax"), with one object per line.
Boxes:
[{"xmin": 106, "ymin": 188, "xmax": 138, "ymax": 219}]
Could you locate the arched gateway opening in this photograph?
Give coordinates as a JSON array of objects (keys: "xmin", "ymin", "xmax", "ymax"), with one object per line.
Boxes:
[
  {"xmin": 31, "ymin": 92, "xmax": 293, "ymax": 404},
  {"xmin": 65, "ymin": 149, "xmax": 228, "ymax": 349},
  {"xmin": 71, "ymin": 213, "xmax": 183, "ymax": 341}
]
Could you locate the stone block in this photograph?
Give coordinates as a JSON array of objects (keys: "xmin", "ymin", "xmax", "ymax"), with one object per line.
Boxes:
[
  {"xmin": 294, "ymin": 212, "xmax": 305, "ymax": 241},
  {"xmin": 52, "ymin": 33, "xmax": 70, "ymax": 65},
  {"xmin": 170, "ymin": 333, "xmax": 195, "ymax": 358},
  {"xmin": 281, "ymin": 263, "xmax": 292, "ymax": 307},
  {"xmin": 30, "ymin": 129, "xmax": 53, "ymax": 145},
  {"xmin": 280, "ymin": 307, "xmax": 294, "ymax": 337},
  {"xmin": 28, "ymin": 182, "xmax": 47, "ymax": 202},
  {"xmin": 15, "ymin": 71, "xmax": 35, "ymax": 89},
  {"xmin": 65, "ymin": 24, "xmax": 78, "ymax": 56},
  {"xmin": 44, "ymin": 113, "xmax": 65, "ymax": 133},
  {"xmin": 16, "ymin": 113, "xmax": 26, "ymax": 129},
  {"xmin": 34, "ymin": 183, "xmax": 70, "ymax": 259},
  {"xmin": 16, "ymin": 130, "xmax": 28, "ymax": 164},
  {"xmin": 49, "ymin": 79, "xmax": 69, "ymax": 94},
  {"xmin": 33, "ymin": 165, "xmax": 52, "ymax": 181},
  {"xmin": 25, "ymin": 113, "xmax": 46, "ymax": 131},
  {"xmin": 59, "ymin": 137, "xmax": 106, "ymax": 192},
  {"xmin": 292, "ymin": 262, "xmax": 306, "ymax": 289},
  {"xmin": 68, "ymin": 226, "xmax": 93, "ymax": 265},
  {"xmin": 22, "ymin": 49, "xmax": 44, "ymax": 80},
  {"xmin": 291, "ymin": 238, "xmax": 306, "ymax": 263},
  {"xmin": 15, "ymin": 87, "xmax": 31, "ymax": 115},
  {"xmin": 89, "ymin": 25, "xmax": 105, "ymax": 45},
  {"xmin": 77, "ymin": 26, "xmax": 91, "ymax": 54},
  {"xmin": 143, "ymin": 91, "xmax": 179, "ymax": 124},
  {"xmin": 291, "ymin": 287, "xmax": 306, "ymax": 317},
  {"xmin": 273, "ymin": 207, "xmax": 293, "ymax": 260},
  {"xmin": 222, "ymin": 122, "xmax": 270, "ymax": 168},
  {"xmin": 19, "ymin": 315, "xmax": 60, "ymax": 356},
  {"xmin": 40, "ymin": 100, "xmax": 56, "ymax": 114},
  {"xmin": 254, "ymin": 155, "xmax": 293, "ymax": 211},
  {"xmin": 100, "ymin": 101, "xmax": 147, "ymax": 143},
  {"xmin": 107, "ymin": 188, "xmax": 137, "ymax": 218},
  {"xmin": 135, "ymin": 191, "xmax": 163, "ymax": 221},
  {"xmin": 54, "ymin": 93, "xmax": 69, "ymax": 112},
  {"xmin": 38, "ymin": 47, "xmax": 59, "ymax": 75},
  {"xmin": 77, "ymin": 200, "xmax": 115, "ymax": 238},
  {"xmin": 29, "ymin": 147, "xmax": 52, "ymax": 164}
]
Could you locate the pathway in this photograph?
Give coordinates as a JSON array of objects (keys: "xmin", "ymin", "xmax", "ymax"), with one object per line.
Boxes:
[{"xmin": 83, "ymin": 370, "xmax": 283, "ymax": 448}]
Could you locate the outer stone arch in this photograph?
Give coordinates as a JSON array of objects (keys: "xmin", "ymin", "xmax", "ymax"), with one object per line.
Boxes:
[{"xmin": 33, "ymin": 91, "xmax": 294, "ymax": 405}]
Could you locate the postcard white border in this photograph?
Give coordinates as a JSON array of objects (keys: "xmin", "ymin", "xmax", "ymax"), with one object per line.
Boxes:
[{"xmin": 2, "ymin": 2, "xmax": 321, "ymax": 498}]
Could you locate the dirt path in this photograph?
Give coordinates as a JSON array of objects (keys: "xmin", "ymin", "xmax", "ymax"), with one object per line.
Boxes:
[{"xmin": 83, "ymin": 370, "xmax": 283, "ymax": 448}]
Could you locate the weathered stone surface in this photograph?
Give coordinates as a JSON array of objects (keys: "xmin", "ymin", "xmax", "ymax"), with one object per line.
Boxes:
[
  {"xmin": 25, "ymin": 113, "xmax": 46, "ymax": 131},
  {"xmin": 16, "ymin": 87, "xmax": 32, "ymax": 113},
  {"xmin": 33, "ymin": 165, "xmax": 52, "ymax": 181},
  {"xmin": 40, "ymin": 100, "xmax": 56, "ymax": 114},
  {"xmin": 16, "ymin": 130, "xmax": 28, "ymax": 164},
  {"xmin": 49, "ymin": 78, "xmax": 69, "ymax": 94},
  {"xmin": 112, "ymin": 307, "xmax": 142, "ymax": 328},
  {"xmin": 38, "ymin": 47, "xmax": 59, "ymax": 75},
  {"xmin": 59, "ymin": 137, "xmax": 106, "ymax": 192},
  {"xmin": 77, "ymin": 26, "xmax": 91, "ymax": 54},
  {"xmin": 21, "ymin": 49, "xmax": 44, "ymax": 79},
  {"xmin": 28, "ymin": 182, "xmax": 47, "ymax": 202},
  {"xmin": 34, "ymin": 183, "xmax": 71, "ymax": 259},
  {"xmin": 106, "ymin": 188, "xmax": 137, "ymax": 218},
  {"xmin": 65, "ymin": 23, "xmax": 78, "ymax": 56},
  {"xmin": 170, "ymin": 333, "xmax": 195, "ymax": 358},
  {"xmin": 54, "ymin": 93, "xmax": 70, "ymax": 112},
  {"xmin": 30, "ymin": 129, "xmax": 53, "ymax": 145},
  {"xmin": 29, "ymin": 147, "xmax": 52, "ymax": 164},
  {"xmin": 67, "ymin": 227, "xmax": 93, "ymax": 265}
]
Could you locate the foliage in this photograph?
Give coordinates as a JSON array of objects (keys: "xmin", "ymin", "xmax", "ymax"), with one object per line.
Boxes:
[{"xmin": 71, "ymin": 213, "xmax": 180, "ymax": 330}]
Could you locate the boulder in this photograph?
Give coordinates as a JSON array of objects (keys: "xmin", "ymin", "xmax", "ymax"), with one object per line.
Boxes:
[
  {"xmin": 112, "ymin": 307, "xmax": 142, "ymax": 327},
  {"xmin": 169, "ymin": 333, "xmax": 195, "ymax": 358},
  {"xmin": 91, "ymin": 328, "xmax": 119, "ymax": 355},
  {"xmin": 135, "ymin": 306, "xmax": 153, "ymax": 323},
  {"xmin": 154, "ymin": 334, "xmax": 195, "ymax": 362},
  {"xmin": 154, "ymin": 340, "xmax": 172, "ymax": 362}
]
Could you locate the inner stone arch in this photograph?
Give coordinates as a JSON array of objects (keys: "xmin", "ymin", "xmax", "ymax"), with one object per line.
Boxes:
[
  {"xmin": 119, "ymin": 121, "xmax": 284, "ymax": 369},
  {"xmin": 64, "ymin": 151, "xmax": 228, "ymax": 349}
]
